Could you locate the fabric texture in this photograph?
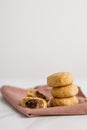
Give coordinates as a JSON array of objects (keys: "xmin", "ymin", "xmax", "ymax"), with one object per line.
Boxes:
[{"xmin": 1, "ymin": 85, "xmax": 87, "ymax": 117}]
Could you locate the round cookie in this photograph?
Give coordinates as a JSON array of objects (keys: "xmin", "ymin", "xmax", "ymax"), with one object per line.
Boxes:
[
  {"xmin": 50, "ymin": 96, "xmax": 78, "ymax": 107},
  {"xmin": 51, "ymin": 84, "xmax": 78, "ymax": 98},
  {"xmin": 47, "ymin": 72, "xmax": 73, "ymax": 87}
]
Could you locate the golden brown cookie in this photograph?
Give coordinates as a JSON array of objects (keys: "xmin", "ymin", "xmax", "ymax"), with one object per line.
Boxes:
[
  {"xmin": 50, "ymin": 96, "xmax": 78, "ymax": 107},
  {"xmin": 47, "ymin": 72, "xmax": 73, "ymax": 87},
  {"xmin": 51, "ymin": 84, "xmax": 78, "ymax": 98},
  {"xmin": 27, "ymin": 88, "xmax": 36, "ymax": 97},
  {"xmin": 21, "ymin": 97, "xmax": 47, "ymax": 109},
  {"xmin": 27, "ymin": 88, "xmax": 49, "ymax": 102}
]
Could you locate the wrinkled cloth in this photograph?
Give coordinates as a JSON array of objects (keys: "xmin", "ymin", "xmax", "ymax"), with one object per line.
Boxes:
[{"xmin": 1, "ymin": 85, "xmax": 87, "ymax": 117}]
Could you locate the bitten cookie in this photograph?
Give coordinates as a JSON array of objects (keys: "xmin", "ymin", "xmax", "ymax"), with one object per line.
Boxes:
[
  {"xmin": 47, "ymin": 72, "xmax": 73, "ymax": 87},
  {"xmin": 21, "ymin": 97, "xmax": 47, "ymax": 109},
  {"xmin": 50, "ymin": 96, "xmax": 78, "ymax": 107},
  {"xmin": 27, "ymin": 88, "xmax": 49, "ymax": 102},
  {"xmin": 51, "ymin": 84, "xmax": 78, "ymax": 98}
]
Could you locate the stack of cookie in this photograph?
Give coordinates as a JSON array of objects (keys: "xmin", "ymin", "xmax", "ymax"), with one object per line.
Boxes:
[{"xmin": 47, "ymin": 72, "xmax": 79, "ymax": 106}]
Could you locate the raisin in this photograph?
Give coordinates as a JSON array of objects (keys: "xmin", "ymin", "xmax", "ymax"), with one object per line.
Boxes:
[
  {"xmin": 25, "ymin": 99, "xmax": 37, "ymax": 108},
  {"xmin": 36, "ymin": 91, "xmax": 48, "ymax": 101}
]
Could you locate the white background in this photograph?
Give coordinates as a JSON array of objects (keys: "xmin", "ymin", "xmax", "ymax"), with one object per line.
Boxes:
[{"xmin": 0, "ymin": 0, "xmax": 87, "ymax": 81}]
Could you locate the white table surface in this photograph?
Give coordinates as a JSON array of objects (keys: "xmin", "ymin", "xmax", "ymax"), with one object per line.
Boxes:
[{"xmin": 0, "ymin": 79, "xmax": 87, "ymax": 130}]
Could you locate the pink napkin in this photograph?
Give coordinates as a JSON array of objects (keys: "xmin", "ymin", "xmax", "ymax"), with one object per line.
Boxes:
[{"xmin": 1, "ymin": 85, "xmax": 87, "ymax": 117}]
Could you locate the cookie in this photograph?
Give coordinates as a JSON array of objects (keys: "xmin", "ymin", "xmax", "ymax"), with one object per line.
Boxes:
[
  {"xmin": 27, "ymin": 88, "xmax": 36, "ymax": 97},
  {"xmin": 27, "ymin": 88, "xmax": 49, "ymax": 102},
  {"xmin": 51, "ymin": 84, "xmax": 78, "ymax": 98},
  {"xmin": 21, "ymin": 97, "xmax": 47, "ymax": 109},
  {"xmin": 47, "ymin": 72, "xmax": 73, "ymax": 87},
  {"xmin": 50, "ymin": 96, "xmax": 78, "ymax": 107}
]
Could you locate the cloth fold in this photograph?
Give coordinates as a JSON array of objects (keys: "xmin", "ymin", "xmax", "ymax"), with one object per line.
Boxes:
[{"xmin": 1, "ymin": 85, "xmax": 87, "ymax": 117}]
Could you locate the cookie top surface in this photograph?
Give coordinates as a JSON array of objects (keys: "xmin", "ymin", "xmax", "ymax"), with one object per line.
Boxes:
[{"xmin": 47, "ymin": 72, "xmax": 73, "ymax": 87}]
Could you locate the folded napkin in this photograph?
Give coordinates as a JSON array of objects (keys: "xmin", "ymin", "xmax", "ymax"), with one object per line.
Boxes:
[{"xmin": 1, "ymin": 85, "xmax": 87, "ymax": 117}]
